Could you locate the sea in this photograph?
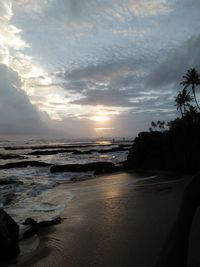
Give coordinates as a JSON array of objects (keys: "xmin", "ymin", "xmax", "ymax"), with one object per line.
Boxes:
[{"xmin": 0, "ymin": 139, "xmax": 132, "ymax": 224}]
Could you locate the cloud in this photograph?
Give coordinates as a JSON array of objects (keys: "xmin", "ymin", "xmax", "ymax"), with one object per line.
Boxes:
[
  {"xmin": 0, "ymin": 64, "xmax": 49, "ymax": 135},
  {"xmin": 0, "ymin": 1, "xmax": 28, "ymax": 53},
  {"xmin": 147, "ymin": 34, "xmax": 200, "ymax": 88},
  {"xmin": 3, "ymin": 0, "xmax": 200, "ymax": 138},
  {"xmin": 13, "ymin": 0, "xmax": 171, "ymax": 20},
  {"xmin": 62, "ymin": 54, "xmax": 174, "ymax": 115},
  {"xmin": 12, "ymin": 0, "xmax": 51, "ymax": 16}
]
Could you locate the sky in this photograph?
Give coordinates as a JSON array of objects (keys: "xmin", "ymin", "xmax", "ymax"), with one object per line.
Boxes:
[{"xmin": 0, "ymin": 0, "xmax": 200, "ymax": 139}]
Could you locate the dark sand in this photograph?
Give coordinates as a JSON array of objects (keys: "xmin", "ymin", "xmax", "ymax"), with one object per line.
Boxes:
[{"xmin": 3, "ymin": 171, "xmax": 200, "ymax": 267}]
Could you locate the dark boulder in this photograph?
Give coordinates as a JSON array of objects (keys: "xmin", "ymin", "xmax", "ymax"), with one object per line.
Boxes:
[
  {"xmin": 124, "ymin": 131, "xmax": 165, "ymax": 170},
  {"xmin": 0, "ymin": 209, "xmax": 20, "ymax": 259},
  {"xmin": 124, "ymin": 124, "xmax": 200, "ymax": 173}
]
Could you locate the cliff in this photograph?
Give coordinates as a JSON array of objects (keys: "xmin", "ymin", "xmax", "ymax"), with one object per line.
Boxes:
[{"xmin": 124, "ymin": 121, "xmax": 200, "ymax": 173}]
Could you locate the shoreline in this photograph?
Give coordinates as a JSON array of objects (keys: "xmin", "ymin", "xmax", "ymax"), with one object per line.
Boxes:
[{"xmin": 2, "ymin": 171, "xmax": 198, "ymax": 267}]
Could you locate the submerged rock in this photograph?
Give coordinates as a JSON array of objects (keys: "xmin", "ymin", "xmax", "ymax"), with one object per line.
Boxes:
[
  {"xmin": 50, "ymin": 161, "xmax": 117, "ymax": 174},
  {"xmin": 0, "ymin": 161, "xmax": 52, "ymax": 169},
  {"xmin": 0, "ymin": 209, "xmax": 20, "ymax": 259},
  {"xmin": 0, "ymin": 179, "xmax": 23, "ymax": 186},
  {"xmin": 27, "ymin": 149, "xmax": 72, "ymax": 155},
  {"xmin": 0, "ymin": 154, "xmax": 25, "ymax": 160}
]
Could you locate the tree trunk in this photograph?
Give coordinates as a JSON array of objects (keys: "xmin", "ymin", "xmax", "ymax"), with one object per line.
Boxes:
[{"xmin": 180, "ymin": 106, "xmax": 183, "ymax": 117}]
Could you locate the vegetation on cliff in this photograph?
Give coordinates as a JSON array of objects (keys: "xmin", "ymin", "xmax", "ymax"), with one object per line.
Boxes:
[{"xmin": 125, "ymin": 68, "xmax": 200, "ymax": 173}]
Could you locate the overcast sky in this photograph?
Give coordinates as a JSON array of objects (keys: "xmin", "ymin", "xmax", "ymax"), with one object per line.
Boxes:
[{"xmin": 0, "ymin": 0, "xmax": 200, "ymax": 138}]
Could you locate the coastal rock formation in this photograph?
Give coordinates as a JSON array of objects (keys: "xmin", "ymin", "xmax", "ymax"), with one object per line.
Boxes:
[
  {"xmin": 0, "ymin": 154, "xmax": 25, "ymax": 160},
  {"xmin": 0, "ymin": 209, "xmax": 20, "ymax": 259},
  {"xmin": 0, "ymin": 179, "xmax": 23, "ymax": 186},
  {"xmin": 124, "ymin": 126, "xmax": 200, "ymax": 173},
  {"xmin": 4, "ymin": 143, "xmax": 107, "ymax": 151},
  {"xmin": 50, "ymin": 161, "xmax": 118, "ymax": 174},
  {"xmin": 27, "ymin": 145, "xmax": 130, "ymax": 156},
  {"xmin": 0, "ymin": 161, "xmax": 52, "ymax": 169},
  {"xmin": 28, "ymin": 149, "xmax": 72, "ymax": 155}
]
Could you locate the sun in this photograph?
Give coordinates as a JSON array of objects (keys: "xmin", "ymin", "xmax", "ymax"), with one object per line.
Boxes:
[{"xmin": 90, "ymin": 115, "xmax": 111, "ymax": 122}]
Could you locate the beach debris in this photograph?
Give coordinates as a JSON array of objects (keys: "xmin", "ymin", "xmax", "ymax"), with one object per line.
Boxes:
[{"xmin": 0, "ymin": 209, "xmax": 20, "ymax": 259}]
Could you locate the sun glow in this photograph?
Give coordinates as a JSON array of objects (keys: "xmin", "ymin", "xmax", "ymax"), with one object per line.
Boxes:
[{"xmin": 90, "ymin": 115, "xmax": 111, "ymax": 122}]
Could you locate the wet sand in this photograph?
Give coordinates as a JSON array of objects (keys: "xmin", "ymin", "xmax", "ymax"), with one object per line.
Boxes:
[{"xmin": 4, "ymin": 171, "xmax": 200, "ymax": 267}]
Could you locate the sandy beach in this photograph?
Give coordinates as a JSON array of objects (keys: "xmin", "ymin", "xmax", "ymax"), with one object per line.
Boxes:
[{"xmin": 3, "ymin": 171, "xmax": 200, "ymax": 267}]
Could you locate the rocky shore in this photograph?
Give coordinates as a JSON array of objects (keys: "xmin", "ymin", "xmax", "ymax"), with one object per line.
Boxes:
[{"xmin": 124, "ymin": 124, "xmax": 200, "ymax": 173}]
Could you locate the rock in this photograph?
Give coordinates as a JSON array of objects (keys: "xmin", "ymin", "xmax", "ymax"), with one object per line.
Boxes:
[
  {"xmin": 0, "ymin": 179, "xmax": 23, "ymax": 186},
  {"xmin": 27, "ymin": 150, "xmax": 71, "ymax": 155},
  {"xmin": 0, "ymin": 154, "xmax": 24, "ymax": 160},
  {"xmin": 0, "ymin": 193, "xmax": 15, "ymax": 206},
  {"xmin": 50, "ymin": 162, "xmax": 117, "ymax": 174},
  {"xmin": 23, "ymin": 217, "xmax": 37, "ymax": 225},
  {"xmin": 50, "ymin": 164, "xmax": 81, "ymax": 173},
  {"xmin": 72, "ymin": 147, "xmax": 129, "ymax": 155},
  {"xmin": 21, "ymin": 217, "xmax": 63, "ymax": 239},
  {"xmin": 21, "ymin": 224, "xmax": 38, "ymax": 239},
  {"xmin": 72, "ymin": 150, "xmax": 94, "ymax": 155},
  {"xmin": 4, "ymin": 143, "xmax": 95, "ymax": 151},
  {"xmin": 0, "ymin": 161, "xmax": 52, "ymax": 169},
  {"xmin": 0, "ymin": 209, "xmax": 20, "ymax": 259},
  {"xmin": 124, "ymin": 131, "xmax": 165, "ymax": 170},
  {"xmin": 124, "ymin": 123, "xmax": 200, "ymax": 173},
  {"xmin": 38, "ymin": 217, "xmax": 63, "ymax": 227}
]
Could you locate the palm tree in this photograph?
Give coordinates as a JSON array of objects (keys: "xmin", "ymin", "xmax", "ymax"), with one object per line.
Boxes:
[
  {"xmin": 151, "ymin": 121, "xmax": 157, "ymax": 131},
  {"xmin": 181, "ymin": 68, "xmax": 200, "ymax": 111},
  {"xmin": 175, "ymin": 89, "xmax": 193, "ymax": 116},
  {"xmin": 175, "ymin": 93, "xmax": 184, "ymax": 116}
]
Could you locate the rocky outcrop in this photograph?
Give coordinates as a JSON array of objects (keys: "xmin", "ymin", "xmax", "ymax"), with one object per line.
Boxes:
[
  {"xmin": 50, "ymin": 161, "xmax": 119, "ymax": 174},
  {"xmin": 0, "ymin": 209, "xmax": 20, "ymax": 260},
  {"xmin": 124, "ymin": 125, "xmax": 200, "ymax": 173},
  {"xmin": 0, "ymin": 161, "xmax": 52, "ymax": 169}
]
